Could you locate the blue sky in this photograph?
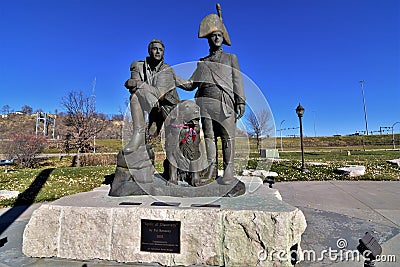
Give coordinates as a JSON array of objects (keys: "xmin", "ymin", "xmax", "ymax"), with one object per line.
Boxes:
[{"xmin": 0, "ymin": 0, "xmax": 399, "ymax": 137}]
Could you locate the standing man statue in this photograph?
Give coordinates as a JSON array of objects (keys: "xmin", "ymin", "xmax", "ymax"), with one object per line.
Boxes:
[
  {"xmin": 124, "ymin": 39, "xmax": 180, "ymax": 153},
  {"xmin": 177, "ymin": 4, "xmax": 245, "ymax": 185}
]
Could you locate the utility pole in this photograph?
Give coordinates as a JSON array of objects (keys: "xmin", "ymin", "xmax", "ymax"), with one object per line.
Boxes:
[
  {"xmin": 312, "ymin": 110, "xmax": 317, "ymax": 137},
  {"xmin": 280, "ymin": 120, "xmax": 285, "ymax": 151},
  {"xmin": 359, "ymin": 80, "xmax": 369, "ymax": 135},
  {"xmin": 392, "ymin": 122, "xmax": 400, "ymax": 149},
  {"xmin": 92, "ymin": 77, "xmax": 97, "ymax": 153}
]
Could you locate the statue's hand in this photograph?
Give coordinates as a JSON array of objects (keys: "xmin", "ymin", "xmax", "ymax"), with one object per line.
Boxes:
[
  {"xmin": 236, "ymin": 103, "xmax": 245, "ymax": 120},
  {"xmin": 125, "ymin": 79, "xmax": 136, "ymax": 88},
  {"xmin": 125, "ymin": 79, "xmax": 142, "ymax": 94},
  {"xmin": 175, "ymin": 75, "xmax": 195, "ymax": 91}
]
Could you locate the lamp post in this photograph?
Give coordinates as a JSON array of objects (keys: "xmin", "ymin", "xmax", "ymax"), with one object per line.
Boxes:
[
  {"xmin": 296, "ymin": 103, "xmax": 307, "ymax": 172},
  {"xmin": 280, "ymin": 120, "xmax": 285, "ymax": 151},
  {"xmin": 359, "ymin": 80, "xmax": 369, "ymax": 135},
  {"xmin": 392, "ymin": 122, "xmax": 400, "ymax": 149}
]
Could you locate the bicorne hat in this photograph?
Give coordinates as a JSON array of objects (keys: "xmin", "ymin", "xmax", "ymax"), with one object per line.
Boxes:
[{"xmin": 198, "ymin": 4, "xmax": 231, "ymax": 46}]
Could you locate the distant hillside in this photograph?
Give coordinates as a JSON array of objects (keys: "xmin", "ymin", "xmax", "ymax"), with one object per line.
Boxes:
[
  {"xmin": 1, "ymin": 113, "xmax": 398, "ymax": 151},
  {"xmin": 279, "ymin": 134, "xmax": 400, "ymax": 151},
  {"xmin": 0, "ymin": 113, "xmax": 123, "ymax": 140},
  {"xmin": 0, "ymin": 113, "xmax": 37, "ymax": 138}
]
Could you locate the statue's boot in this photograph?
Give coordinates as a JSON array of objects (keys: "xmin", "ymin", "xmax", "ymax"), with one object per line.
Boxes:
[
  {"xmin": 168, "ymin": 163, "xmax": 178, "ymax": 185},
  {"xmin": 203, "ymin": 137, "xmax": 217, "ymax": 180},
  {"xmin": 191, "ymin": 171, "xmax": 201, "ymax": 186},
  {"xmin": 220, "ymin": 138, "xmax": 235, "ymax": 185},
  {"xmin": 123, "ymin": 95, "xmax": 146, "ymax": 153},
  {"xmin": 189, "ymin": 159, "xmax": 202, "ymax": 186}
]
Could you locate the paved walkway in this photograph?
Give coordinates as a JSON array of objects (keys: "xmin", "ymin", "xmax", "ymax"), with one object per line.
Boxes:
[
  {"xmin": 275, "ymin": 181, "xmax": 400, "ymax": 266},
  {"xmin": 0, "ymin": 181, "xmax": 399, "ymax": 266}
]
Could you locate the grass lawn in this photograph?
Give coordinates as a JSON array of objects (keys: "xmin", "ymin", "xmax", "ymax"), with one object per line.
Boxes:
[
  {"xmin": 0, "ymin": 159, "xmax": 115, "ymax": 207},
  {"xmin": 0, "ymin": 144, "xmax": 399, "ymax": 208},
  {"xmin": 281, "ymin": 149, "xmax": 400, "ymax": 162},
  {"xmin": 269, "ymin": 150, "xmax": 400, "ymax": 181}
]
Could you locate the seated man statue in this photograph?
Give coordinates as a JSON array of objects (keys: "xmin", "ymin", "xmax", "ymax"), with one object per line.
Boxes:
[
  {"xmin": 110, "ymin": 39, "xmax": 180, "ymax": 193},
  {"xmin": 124, "ymin": 39, "xmax": 180, "ymax": 153}
]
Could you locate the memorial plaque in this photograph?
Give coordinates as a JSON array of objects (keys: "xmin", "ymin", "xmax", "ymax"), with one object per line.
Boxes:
[
  {"xmin": 119, "ymin": 202, "xmax": 142, "ymax": 206},
  {"xmin": 151, "ymin": 202, "xmax": 180, "ymax": 206},
  {"xmin": 191, "ymin": 203, "xmax": 221, "ymax": 208},
  {"xmin": 140, "ymin": 219, "xmax": 181, "ymax": 253}
]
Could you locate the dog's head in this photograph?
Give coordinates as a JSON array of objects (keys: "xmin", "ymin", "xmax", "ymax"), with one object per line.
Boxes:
[{"xmin": 169, "ymin": 100, "xmax": 200, "ymax": 125}]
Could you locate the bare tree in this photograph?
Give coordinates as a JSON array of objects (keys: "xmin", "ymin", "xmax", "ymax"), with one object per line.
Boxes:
[
  {"xmin": 245, "ymin": 109, "xmax": 273, "ymax": 151},
  {"xmin": 5, "ymin": 134, "xmax": 47, "ymax": 168},
  {"xmin": 21, "ymin": 105, "xmax": 33, "ymax": 114},
  {"xmin": 112, "ymin": 114, "xmax": 124, "ymax": 121},
  {"xmin": 97, "ymin": 112, "xmax": 108, "ymax": 121},
  {"xmin": 1, "ymin": 105, "xmax": 10, "ymax": 114},
  {"xmin": 61, "ymin": 90, "xmax": 105, "ymax": 166}
]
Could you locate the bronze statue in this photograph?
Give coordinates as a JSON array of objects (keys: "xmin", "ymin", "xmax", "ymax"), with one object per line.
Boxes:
[
  {"xmin": 110, "ymin": 5, "xmax": 246, "ymax": 197},
  {"xmin": 124, "ymin": 39, "xmax": 180, "ymax": 152},
  {"xmin": 109, "ymin": 39, "xmax": 180, "ymax": 194},
  {"xmin": 177, "ymin": 4, "xmax": 246, "ymax": 185},
  {"xmin": 164, "ymin": 100, "xmax": 206, "ymax": 186}
]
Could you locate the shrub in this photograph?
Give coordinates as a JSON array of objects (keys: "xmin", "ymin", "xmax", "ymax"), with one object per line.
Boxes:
[
  {"xmin": 5, "ymin": 134, "xmax": 47, "ymax": 168},
  {"xmin": 78, "ymin": 153, "xmax": 116, "ymax": 166}
]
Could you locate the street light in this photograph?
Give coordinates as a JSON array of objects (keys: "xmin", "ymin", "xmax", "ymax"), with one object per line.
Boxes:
[
  {"xmin": 392, "ymin": 122, "xmax": 400, "ymax": 149},
  {"xmin": 359, "ymin": 80, "xmax": 369, "ymax": 135},
  {"xmin": 296, "ymin": 103, "xmax": 307, "ymax": 172},
  {"xmin": 280, "ymin": 120, "xmax": 285, "ymax": 151}
]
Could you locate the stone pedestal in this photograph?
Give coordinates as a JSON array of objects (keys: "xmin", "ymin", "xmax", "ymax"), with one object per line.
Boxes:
[{"xmin": 23, "ymin": 177, "xmax": 306, "ymax": 266}]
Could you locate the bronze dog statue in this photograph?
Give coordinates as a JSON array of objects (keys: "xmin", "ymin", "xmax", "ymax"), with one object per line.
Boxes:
[{"xmin": 164, "ymin": 100, "xmax": 206, "ymax": 186}]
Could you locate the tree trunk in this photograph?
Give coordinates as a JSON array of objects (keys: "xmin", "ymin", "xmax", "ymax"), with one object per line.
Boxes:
[{"xmin": 76, "ymin": 149, "xmax": 81, "ymax": 167}]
